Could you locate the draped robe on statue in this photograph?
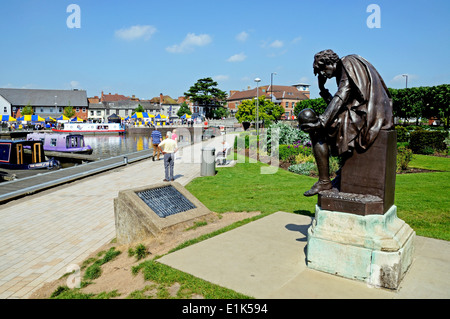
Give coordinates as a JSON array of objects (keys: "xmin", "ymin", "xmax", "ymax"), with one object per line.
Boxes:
[{"xmin": 318, "ymin": 54, "xmax": 394, "ymax": 157}]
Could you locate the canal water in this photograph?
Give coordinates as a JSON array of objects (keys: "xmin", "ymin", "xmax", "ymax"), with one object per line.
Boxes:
[{"xmin": 84, "ymin": 133, "xmax": 153, "ymax": 159}]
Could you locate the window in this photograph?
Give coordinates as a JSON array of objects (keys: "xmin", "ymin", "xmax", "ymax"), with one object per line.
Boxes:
[
  {"xmin": 76, "ymin": 107, "xmax": 80, "ymax": 112},
  {"xmin": 90, "ymin": 111, "xmax": 94, "ymax": 116},
  {"xmin": 4, "ymin": 107, "xmax": 7, "ymax": 112},
  {"xmin": 106, "ymin": 109, "xmax": 110, "ymax": 115},
  {"xmin": 82, "ymin": 107, "xmax": 86, "ymax": 113},
  {"xmin": 50, "ymin": 138, "xmax": 57, "ymax": 147},
  {"xmin": 40, "ymin": 108, "xmax": 44, "ymax": 113},
  {"xmin": 125, "ymin": 110, "xmax": 129, "ymax": 116},
  {"xmin": 96, "ymin": 111, "xmax": 101, "ymax": 116},
  {"xmin": 59, "ymin": 107, "xmax": 63, "ymax": 112}
]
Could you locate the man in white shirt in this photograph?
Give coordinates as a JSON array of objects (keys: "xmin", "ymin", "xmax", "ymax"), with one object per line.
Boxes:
[{"xmin": 158, "ymin": 131, "xmax": 178, "ymax": 182}]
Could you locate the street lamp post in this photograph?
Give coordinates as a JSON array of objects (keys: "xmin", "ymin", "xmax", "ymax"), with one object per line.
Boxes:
[
  {"xmin": 270, "ymin": 72, "xmax": 277, "ymax": 102},
  {"xmin": 254, "ymin": 78, "xmax": 261, "ymax": 137},
  {"xmin": 402, "ymin": 74, "xmax": 408, "ymax": 89}
]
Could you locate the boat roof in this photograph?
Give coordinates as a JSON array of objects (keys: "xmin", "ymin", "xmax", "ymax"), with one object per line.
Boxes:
[{"xmin": 0, "ymin": 139, "xmax": 43, "ymax": 144}]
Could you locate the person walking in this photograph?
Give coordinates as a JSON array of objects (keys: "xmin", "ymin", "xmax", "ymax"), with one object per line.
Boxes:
[
  {"xmin": 151, "ymin": 127, "xmax": 162, "ymax": 161},
  {"xmin": 159, "ymin": 131, "xmax": 178, "ymax": 182},
  {"xmin": 171, "ymin": 129, "xmax": 178, "ymax": 141}
]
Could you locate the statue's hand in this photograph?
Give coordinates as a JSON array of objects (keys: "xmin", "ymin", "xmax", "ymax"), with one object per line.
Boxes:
[
  {"xmin": 318, "ymin": 74, "xmax": 327, "ymax": 90},
  {"xmin": 300, "ymin": 119, "xmax": 321, "ymax": 133}
]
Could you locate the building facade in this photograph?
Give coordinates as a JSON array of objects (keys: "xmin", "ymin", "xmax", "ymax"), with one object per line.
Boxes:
[
  {"xmin": 0, "ymin": 88, "xmax": 88, "ymax": 119},
  {"xmin": 227, "ymin": 84, "xmax": 310, "ymax": 119}
]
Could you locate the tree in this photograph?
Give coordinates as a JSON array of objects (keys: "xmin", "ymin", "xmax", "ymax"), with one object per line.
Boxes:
[
  {"xmin": 213, "ymin": 107, "xmax": 230, "ymax": 119},
  {"xmin": 22, "ymin": 103, "xmax": 34, "ymax": 115},
  {"xmin": 63, "ymin": 105, "xmax": 76, "ymax": 118},
  {"xmin": 184, "ymin": 77, "xmax": 228, "ymax": 119},
  {"xmin": 235, "ymin": 96, "xmax": 283, "ymax": 126},
  {"xmin": 133, "ymin": 104, "xmax": 145, "ymax": 114},
  {"xmin": 177, "ymin": 102, "xmax": 192, "ymax": 117},
  {"xmin": 294, "ymin": 98, "xmax": 327, "ymax": 117}
]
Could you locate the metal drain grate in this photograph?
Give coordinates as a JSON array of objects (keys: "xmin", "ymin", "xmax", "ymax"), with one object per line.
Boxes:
[{"xmin": 136, "ymin": 185, "xmax": 197, "ymax": 218}]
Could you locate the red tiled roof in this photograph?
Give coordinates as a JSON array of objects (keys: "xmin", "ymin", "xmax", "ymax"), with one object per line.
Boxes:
[
  {"xmin": 101, "ymin": 92, "xmax": 129, "ymax": 102},
  {"xmin": 228, "ymin": 85, "xmax": 309, "ymax": 101}
]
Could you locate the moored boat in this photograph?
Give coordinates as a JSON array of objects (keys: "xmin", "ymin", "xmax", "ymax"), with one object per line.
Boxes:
[
  {"xmin": 26, "ymin": 133, "xmax": 93, "ymax": 154},
  {"xmin": 0, "ymin": 139, "xmax": 60, "ymax": 170},
  {"xmin": 52, "ymin": 122, "xmax": 125, "ymax": 134}
]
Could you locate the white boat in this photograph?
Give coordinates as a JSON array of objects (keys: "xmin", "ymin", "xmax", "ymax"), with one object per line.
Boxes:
[{"xmin": 52, "ymin": 122, "xmax": 125, "ymax": 134}]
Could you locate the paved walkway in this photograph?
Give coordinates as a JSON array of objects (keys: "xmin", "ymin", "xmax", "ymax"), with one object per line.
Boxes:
[
  {"xmin": 159, "ymin": 212, "xmax": 450, "ymax": 299},
  {"xmin": 0, "ymin": 135, "xmax": 234, "ymax": 298}
]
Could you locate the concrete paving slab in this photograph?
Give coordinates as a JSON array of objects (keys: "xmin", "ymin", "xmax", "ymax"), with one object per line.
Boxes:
[{"xmin": 158, "ymin": 211, "xmax": 450, "ymax": 299}]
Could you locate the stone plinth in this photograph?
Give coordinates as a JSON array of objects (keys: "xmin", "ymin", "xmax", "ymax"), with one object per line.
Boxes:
[
  {"xmin": 307, "ymin": 205, "xmax": 415, "ymax": 289},
  {"xmin": 114, "ymin": 182, "xmax": 213, "ymax": 244}
]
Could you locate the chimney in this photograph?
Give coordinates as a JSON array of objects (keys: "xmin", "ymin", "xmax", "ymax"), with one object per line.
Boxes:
[{"xmin": 160, "ymin": 93, "xmax": 163, "ymax": 104}]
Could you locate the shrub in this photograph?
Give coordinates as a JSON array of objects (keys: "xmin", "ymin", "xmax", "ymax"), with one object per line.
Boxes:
[
  {"xmin": 288, "ymin": 162, "xmax": 316, "ymax": 175},
  {"xmin": 409, "ymin": 130, "xmax": 447, "ymax": 154},
  {"xmin": 266, "ymin": 122, "xmax": 310, "ymax": 153},
  {"xmin": 295, "ymin": 153, "xmax": 315, "ymax": 164},
  {"xmin": 397, "ymin": 146, "xmax": 413, "ymax": 172},
  {"xmin": 395, "ymin": 125, "xmax": 409, "ymax": 143},
  {"xmin": 279, "ymin": 144, "xmax": 312, "ymax": 162}
]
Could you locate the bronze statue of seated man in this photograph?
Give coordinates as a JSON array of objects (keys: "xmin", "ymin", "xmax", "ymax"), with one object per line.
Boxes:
[{"xmin": 299, "ymin": 49, "xmax": 394, "ymax": 197}]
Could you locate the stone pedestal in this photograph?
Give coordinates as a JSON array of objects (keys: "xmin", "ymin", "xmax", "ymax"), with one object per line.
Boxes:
[
  {"xmin": 319, "ymin": 130, "xmax": 397, "ymax": 215},
  {"xmin": 306, "ymin": 205, "xmax": 415, "ymax": 289}
]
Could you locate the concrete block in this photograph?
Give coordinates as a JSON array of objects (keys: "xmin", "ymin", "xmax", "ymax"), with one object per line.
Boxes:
[{"xmin": 114, "ymin": 182, "xmax": 213, "ymax": 244}]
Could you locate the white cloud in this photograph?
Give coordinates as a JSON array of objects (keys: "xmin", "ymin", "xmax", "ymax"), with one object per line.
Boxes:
[
  {"xmin": 213, "ymin": 75, "xmax": 229, "ymax": 81},
  {"xmin": 269, "ymin": 40, "xmax": 284, "ymax": 48},
  {"xmin": 227, "ymin": 52, "xmax": 247, "ymax": 63},
  {"xmin": 70, "ymin": 81, "xmax": 80, "ymax": 89},
  {"xmin": 236, "ymin": 31, "xmax": 249, "ymax": 42},
  {"xmin": 166, "ymin": 33, "xmax": 212, "ymax": 53},
  {"xmin": 291, "ymin": 36, "xmax": 302, "ymax": 44},
  {"xmin": 115, "ymin": 25, "xmax": 157, "ymax": 41}
]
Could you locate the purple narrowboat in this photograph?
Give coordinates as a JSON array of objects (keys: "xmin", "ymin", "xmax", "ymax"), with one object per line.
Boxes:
[{"xmin": 27, "ymin": 133, "xmax": 93, "ymax": 154}]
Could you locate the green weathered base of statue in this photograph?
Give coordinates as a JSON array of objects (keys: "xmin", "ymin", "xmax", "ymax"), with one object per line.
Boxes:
[{"xmin": 306, "ymin": 205, "xmax": 415, "ymax": 289}]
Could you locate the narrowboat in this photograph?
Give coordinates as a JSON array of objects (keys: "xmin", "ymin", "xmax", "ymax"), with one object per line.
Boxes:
[
  {"xmin": 52, "ymin": 122, "xmax": 125, "ymax": 134},
  {"xmin": 0, "ymin": 140, "xmax": 60, "ymax": 170},
  {"xmin": 27, "ymin": 133, "xmax": 93, "ymax": 154}
]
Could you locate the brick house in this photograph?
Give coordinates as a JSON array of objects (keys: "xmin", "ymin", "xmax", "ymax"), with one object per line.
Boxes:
[{"xmin": 227, "ymin": 84, "xmax": 310, "ymax": 119}]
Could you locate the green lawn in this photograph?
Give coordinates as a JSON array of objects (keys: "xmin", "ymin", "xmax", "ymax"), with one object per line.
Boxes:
[
  {"xmin": 409, "ymin": 154, "xmax": 450, "ymax": 172},
  {"xmin": 186, "ymin": 155, "xmax": 449, "ymax": 241},
  {"xmin": 186, "ymin": 158, "xmax": 318, "ymax": 216}
]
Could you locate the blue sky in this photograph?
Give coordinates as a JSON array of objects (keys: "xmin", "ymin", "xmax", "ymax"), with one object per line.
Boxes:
[{"xmin": 1, "ymin": 0, "xmax": 449, "ymax": 100}]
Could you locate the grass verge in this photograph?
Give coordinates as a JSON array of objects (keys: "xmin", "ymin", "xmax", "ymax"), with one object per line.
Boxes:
[{"xmin": 186, "ymin": 155, "xmax": 449, "ymax": 241}]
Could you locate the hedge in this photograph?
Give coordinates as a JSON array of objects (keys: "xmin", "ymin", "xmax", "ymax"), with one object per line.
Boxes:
[{"xmin": 409, "ymin": 130, "xmax": 448, "ymax": 154}]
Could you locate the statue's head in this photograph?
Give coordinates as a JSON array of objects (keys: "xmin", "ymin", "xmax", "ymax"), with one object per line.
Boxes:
[{"xmin": 313, "ymin": 49, "xmax": 340, "ymax": 78}]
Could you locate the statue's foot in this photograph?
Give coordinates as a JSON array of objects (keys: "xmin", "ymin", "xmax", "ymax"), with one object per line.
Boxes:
[{"xmin": 303, "ymin": 180, "xmax": 332, "ymax": 197}]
